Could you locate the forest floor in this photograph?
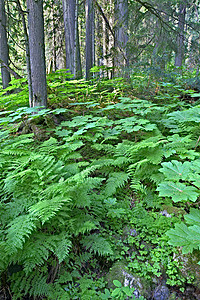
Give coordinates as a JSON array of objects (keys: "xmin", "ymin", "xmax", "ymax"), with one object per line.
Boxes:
[{"xmin": 0, "ymin": 71, "xmax": 200, "ymax": 299}]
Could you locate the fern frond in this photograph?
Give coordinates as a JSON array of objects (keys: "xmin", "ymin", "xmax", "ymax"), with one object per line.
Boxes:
[
  {"xmin": 12, "ymin": 233, "xmax": 72, "ymax": 273},
  {"xmin": 81, "ymin": 234, "xmax": 113, "ymax": 256},
  {"xmin": 104, "ymin": 172, "xmax": 129, "ymax": 197},
  {"xmin": 5, "ymin": 215, "xmax": 37, "ymax": 254},
  {"xmin": 53, "ymin": 233, "xmax": 72, "ymax": 263},
  {"xmin": 92, "ymin": 143, "xmax": 115, "ymax": 154},
  {"xmin": 29, "ymin": 196, "xmax": 71, "ymax": 224},
  {"xmin": 71, "ymin": 211, "xmax": 99, "ymax": 235},
  {"xmin": 10, "ymin": 269, "xmax": 50, "ymax": 298}
]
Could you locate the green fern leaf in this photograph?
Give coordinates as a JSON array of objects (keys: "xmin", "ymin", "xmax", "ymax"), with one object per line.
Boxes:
[
  {"xmin": 104, "ymin": 172, "xmax": 129, "ymax": 197},
  {"xmin": 52, "ymin": 233, "xmax": 72, "ymax": 263},
  {"xmin": 14, "ymin": 234, "xmax": 52, "ymax": 273},
  {"xmin": 11, "ymin": 270, "xmax": 50, "ymax": 298},
  {"xmin": 81, "ymin": 234, "xmax": 113, "ymax": 256},
  {"xmin": 29, "ymin": 197, "xmax": 71, "ymax": 224},
  {"xmin": 5, "ymin": 215, "xmax": 37, "ymax": 254}
]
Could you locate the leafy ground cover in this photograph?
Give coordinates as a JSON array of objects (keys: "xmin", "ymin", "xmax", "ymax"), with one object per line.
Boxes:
[{"xmin": 0, "ymin": 69, "xmax": 200, "ymax": 299}]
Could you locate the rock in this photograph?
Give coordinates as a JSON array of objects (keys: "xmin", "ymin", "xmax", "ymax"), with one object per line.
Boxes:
[
  {"xmin": 161, "ymin": 205, "xmax": 186, "ymax": 217},
  {"xmin": 193, "ymin": 289, "xmax": 200, "ymax": 300},
  {"xmin": 153, "ymin": 285, "xmax": 169, "ymax": 300},
  {"xmin": 106, "ymin": 261, "xmax": 153, "ymax": 299},
  {"xmin": 173, "ymin": 250, "xmax": 200, "ymax": 289},
  {"xmin": 160, "ymin": 210, "xmax": 172, "ymax": 218},
  {"xmin": 122, "ymin": 269, "xmax": 142, "ymax": 298}
]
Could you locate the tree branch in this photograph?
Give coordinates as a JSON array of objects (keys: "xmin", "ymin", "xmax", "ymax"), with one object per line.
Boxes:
[
  {"xmin": 93, "ymin": 0, "xmax": 128, "ymax": 64},
  {"xmin": 0, "ymin": 59, "xmax": 22, "ymax": 79}
]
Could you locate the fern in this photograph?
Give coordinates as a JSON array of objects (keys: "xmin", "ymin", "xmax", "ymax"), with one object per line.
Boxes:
[
  {"xmin": 29, "ymin": 197, "xmax": 71, "ymax": 224},
  {"xmin": 5, "ymin": 215, "xmax": 37, "ymax": 255},
  {"xmin": 81, "ymin": 234, "xmax": 113, "ymax": 256},
  {"xmin": 10, "ymin": 270, "xmax": 51, "ymax": 299},
  {"xmin": 2, "ymin": 86, "xmax": 199, "ymax": 298}
]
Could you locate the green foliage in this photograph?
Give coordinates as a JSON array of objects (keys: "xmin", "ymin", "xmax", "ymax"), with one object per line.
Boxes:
[
  {"xmin": 109, "ymin": 280, "xmax": 145, "ymax": 299},
  {"xmin": 123, "ymin": 205, "xmax": 185, "ymax": 286},
  {"xmin": 167, "ymin": 209, "xmax": 200, "ymax": 255},
  {"xmin": 1, "ymin": 72, "xmax": 200, "ymax": 298},
  {"xmin": 0, "ymin": 78, "xmax": 29, "ymax": 109}
]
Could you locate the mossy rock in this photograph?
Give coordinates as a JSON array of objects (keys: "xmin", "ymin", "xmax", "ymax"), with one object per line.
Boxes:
[
  {"xmin": 161, "ymin": 205, "xmax": 186, "ymax": 217},
  {"xmin": 106, "ymin": 261, "xmax": 153, "ymax": 298},
  {"xmin": 174, "ymin": 249, "xmax": 200, "ymax": 289},
  {"xmin": 18, "ymin": 118, "xmax": 49, "ymax": 141},
  {"xmin": 106, "ymin": 261, "xmax": 127, "ymax": 289}
]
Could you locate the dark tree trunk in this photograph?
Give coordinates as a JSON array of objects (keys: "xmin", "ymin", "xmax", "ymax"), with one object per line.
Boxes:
[
  {"xmin": 175, "ymin": 3, "xmax": 186, "ymax": 67},
  {"xmin": 16, "ymin": 0, "xmax": 33, "ymax": 106},
  {"xmin": 114, "ymin": 0, "xmax": 128, "ymax": 70},
  {"xmin": 62, "ymin": 0, "xmax": 82, "ymax": 78},
  {"xmin": 27, "ymin": 0, "xmax": 47, "ymax": 107},
  {"xmin": 0, "ymin": 0, "xmax": 11, "ymax": 89},
  {"xmin": 85, "ymin": 0, "xmax": 94, "ymax": 80}
]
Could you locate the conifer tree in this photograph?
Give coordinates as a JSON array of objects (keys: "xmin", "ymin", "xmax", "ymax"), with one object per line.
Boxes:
[
  {"xmin": 62, "ymin": 0, "xmax": 82, "ymax": 78},
  {"xmin": 0, "ymin": 0, "xmax": 11, "ymax": 88},
  {"xmin": 85, "ymin": 0, "xmax": 94, "ymax": 80},
  {"xmin": 27, "ymin": 0, "xmax": 47, "ymax": 107}
]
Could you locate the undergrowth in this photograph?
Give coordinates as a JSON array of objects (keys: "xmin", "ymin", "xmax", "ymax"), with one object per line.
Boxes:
[{"xmin": 0, "ymin": 69, "xmax": 200, "ymax": 299}]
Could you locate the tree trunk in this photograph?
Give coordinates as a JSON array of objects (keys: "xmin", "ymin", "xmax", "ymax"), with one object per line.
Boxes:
[
  {"xmin": 175, "ymin": 3, "xmax": 186, "ymax": 67},
  {"xmin": 75, "ymin": 0, "xmax": 82, "ymax": 78},
  {"xmin": 16, "ymin": 0, "xmax": 33, "ymax": 106},
  {"xmin": 85, "ymin": 0, "xmax": 94, "ymax": 80},
  {"xmin": 0, "ymin": 0, "xmax": 11, "ymax": 89},
  {"xmin": 114, "ymin": 0, "xmax": 128, "ymax": 70},
  {"xmin": 62, "ymin": 0, "xmax": 82, "ymax": 78},
  {"xmin": 27, "ymin": 0, "xmax": 47, "ymax": 107},
  {"xmin": 52, "ymin": 5, "xmax": 57, "ymax": 72}
]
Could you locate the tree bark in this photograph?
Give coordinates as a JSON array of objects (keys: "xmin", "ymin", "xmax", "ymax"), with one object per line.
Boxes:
[
  {"xmin": 93, "ymin": 0, "xmax": 127, "ymax": 67},
  {"xmin": 75, "ymin": 0, "xmax": 82, "ymax": 78},
  {"xmin": 62, "ymin": 0, "xmax": 82, "ymax": 78},
  {"xmin": 85, "ymin": 0, "xmax": 94, "ymax": 80},
  {"xmin": 15, "ymin": 0, "xmax": 33, "ymax": 106},
  {"xmin": 27, "ymin": 0, "xmax": 47, "ymax": 107},
  {"xmin": 175, "ymin": 3, "xmax": 186, "ymax": 67},
  {"xmin": 114, "ymin": 0, "xmax": 128, "ymax": 70},
  {"xmin": 0, "ymin": 0, "xmax": 11, "ymax": 88}
]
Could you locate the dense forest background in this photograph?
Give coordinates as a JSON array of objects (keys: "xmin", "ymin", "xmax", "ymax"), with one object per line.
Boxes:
[
  {"xmin": 1, "ymin": 0, "xmax": 200, "ymax": 299},
  {"xmin": 2, "ymin": 0, "xmax": 200, "ymax": 96}
]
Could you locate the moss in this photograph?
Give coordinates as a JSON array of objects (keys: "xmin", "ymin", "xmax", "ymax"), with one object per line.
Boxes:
[
  {"xmin": 106, "ymin": 261, "xmax": 127, "ymax": 289},
  {"xmin": 106, "ymin": 261, "xmax": 153, "ymax": 298},
  {"xmin": 174, "ymin": 250, "xmax": 200, "ymax": 289},
  {"xmin": 161, "ymin": 205, "xmax": 186, "ymax": 217}
]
